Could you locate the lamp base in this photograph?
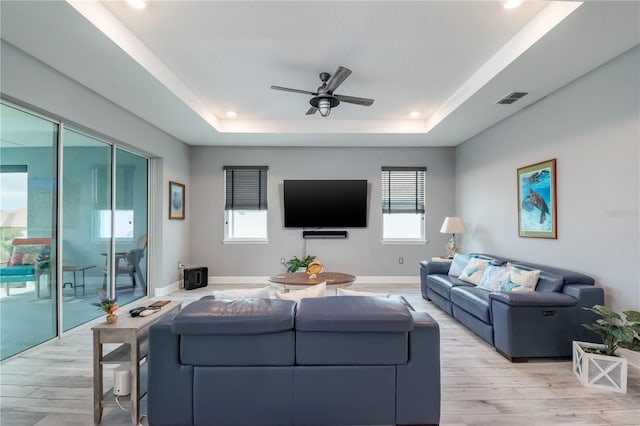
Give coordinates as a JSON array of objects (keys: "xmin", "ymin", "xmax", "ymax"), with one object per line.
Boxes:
[{"xmin": 445, "ymin": 235, "xmax": 459, "ymax": 259}]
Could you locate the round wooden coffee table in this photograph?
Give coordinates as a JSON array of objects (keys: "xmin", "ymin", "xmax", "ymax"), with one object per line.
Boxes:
[{"xmin": 268, "ymin": 271, "xmax": 356, "ymax": 292}]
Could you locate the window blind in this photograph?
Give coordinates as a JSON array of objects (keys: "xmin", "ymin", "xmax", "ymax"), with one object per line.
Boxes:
[
  {"xmin": 381, "ymin": 166, "xmax": 426, "ymax": 214},
  {"xmin": 224, "ymin": 166, "xmax": 268, "ymax": 210}
]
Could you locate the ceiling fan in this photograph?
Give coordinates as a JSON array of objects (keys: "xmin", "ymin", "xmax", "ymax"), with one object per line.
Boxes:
[{"xmin": 271, "ymin": 66, "xmax": 374, "ymax": 117}]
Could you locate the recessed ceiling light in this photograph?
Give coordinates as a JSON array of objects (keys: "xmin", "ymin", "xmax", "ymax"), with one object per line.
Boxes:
[
  {"xmin": 409, "ymin": 111, "xmax": 420, "ymax": 119},
  {"xmin": 226, "ymin": 111, "xmax": 238, "ymax": 118},
  {"xmin": 127, "ymin": 0, "xmax": 146, "ymax": 9},
  {"xmin": 503, "ymin": 0, "xmax": 523, "ymax": 9}
]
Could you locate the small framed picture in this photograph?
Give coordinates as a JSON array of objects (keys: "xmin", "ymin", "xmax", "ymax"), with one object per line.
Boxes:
[
  {"xmin": 517, "ymin": 159, "xmax": 557, "ymax": 239},
  {"xmin": 169, "ymin": 181, "xmax": 185, "ymax": 220}
]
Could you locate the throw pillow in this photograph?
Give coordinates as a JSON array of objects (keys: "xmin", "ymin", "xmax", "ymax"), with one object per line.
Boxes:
[
  {"xmin": 477, "ymin": 264, "xmax": 507, "ymax": 291},
  {"xmin": 212, "ymin": 286, "xmax": 272, "ymax": 299},
  {"xmin": 8, "ymin": 244, "xmax": 48, "ymax": 266},
  {"xmin": 336, "ymin": 287, "xmax": 390, "ymax": 298},
  {"xmin": 448, "ymin": 253, "xmax": 473, "ymax": 277},
  {"xmin": 458, "ymin": 257, "xmax": 490, "ymax": 285},
  {"xmin": 499, "ymin": 263, "xmax": 541, "ymax": 292},
  {"xmin": 275, "ymin": 282, "xmax": 326, "ymax": 302}
]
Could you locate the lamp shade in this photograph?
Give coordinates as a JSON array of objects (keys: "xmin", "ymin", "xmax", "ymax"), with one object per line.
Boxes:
[{"xmin": 440, "ymin": 217, "xmax": 466, "ymax": 234}]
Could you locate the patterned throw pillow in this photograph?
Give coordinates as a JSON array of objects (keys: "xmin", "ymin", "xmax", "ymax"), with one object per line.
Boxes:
[
  {"xmin": 477, "ymin": 264, "xmax": 507, "ymax": 291},
  {"xmin": 275, "ymin": 282, "xmax": 326, "ymax": 302},
  {"xmin": 458, "ymin": 258, "xmax": 491, "ymax": 285},
  {"xmin": 212, "ymin": 286, "xmax": 272, "ymax": 299},
  {"xmin": 8, "ymin": 245, "xmax": 48, "ymax": 266},
  {"xmin": 448, "ymin": 253, "xmax": 473, "ymax": 277},
  {"xmin": 336, "ymin": 287, "xmax": 390, "ymax": 298},
  {"xmin": 498, "ymin": 263, "xmax": 541, "ymax": 292}
]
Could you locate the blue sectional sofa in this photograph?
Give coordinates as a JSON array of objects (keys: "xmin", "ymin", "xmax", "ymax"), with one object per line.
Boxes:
[
  {"xmin": 148, "ymin": 296, "xmax": 441, "ymax": 426},
  {"xmin": 420, "ymin": 254, "xmax": 603, "ymax": 361}
]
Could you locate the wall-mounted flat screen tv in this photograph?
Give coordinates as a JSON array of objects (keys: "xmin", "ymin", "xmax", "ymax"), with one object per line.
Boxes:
[{"xmin": 283, "ymin": 180, "xmax": 368, "ymax": 228}]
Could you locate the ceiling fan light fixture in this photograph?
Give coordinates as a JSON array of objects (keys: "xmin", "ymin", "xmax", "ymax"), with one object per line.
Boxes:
[
  {"xmin": 503, "ymin": 0, "xmax": 523, "ymax": 10},
  {"xmin": 318, "ymin": 98, "xmax": 331, "ymax": 117}
]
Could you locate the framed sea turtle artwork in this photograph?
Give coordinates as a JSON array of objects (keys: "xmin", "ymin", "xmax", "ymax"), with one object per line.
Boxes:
[
  {"xmin": 517, "ymin": 159, "xmax": 557, "ymax": 238},
  {"xmin": 169, "ymin": 181, "xmax": 185, "ymax": 220}
]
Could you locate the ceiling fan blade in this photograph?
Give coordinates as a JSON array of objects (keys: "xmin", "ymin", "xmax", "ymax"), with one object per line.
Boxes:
[
  {"xmin": 306, "ymin": 106, "xmax": 318, "ymax": 115},
  {"xmin": 325, "ymin": 66, "xmax": 352, "ymax": 93},
  {"xmin": 271, "ymin": 85, "xmax": 317, "ymax": 96},
  {"xmin": 335, "ymin": 94, "xmax": 374, "ymax": 106}
]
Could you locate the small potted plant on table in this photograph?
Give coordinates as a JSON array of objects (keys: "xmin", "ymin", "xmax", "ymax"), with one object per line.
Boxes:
[
  {"xmin": 92, "ymin": 290, "xmax": 119, "ymax": 324},
  {"xmin": 285, "ymin": 255, "xmax": 316, "ymax": 273},
  {"xmin": 573, "ymin": 305, "xmax": 640, "ymax": 393}
]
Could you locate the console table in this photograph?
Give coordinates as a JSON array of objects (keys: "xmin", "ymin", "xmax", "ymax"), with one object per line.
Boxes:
[{"xmin": 92, "ymin": 301, "xmax": 181, "ymax": 425}]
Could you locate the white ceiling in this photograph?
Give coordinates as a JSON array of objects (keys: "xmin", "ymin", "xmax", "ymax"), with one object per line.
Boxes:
[{"xmin": 1, "ymin": 1, "xmax": 638, "ymax": 147}]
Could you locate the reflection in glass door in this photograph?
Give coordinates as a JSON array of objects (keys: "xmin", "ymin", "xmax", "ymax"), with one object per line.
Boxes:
[
  {"xmin": 61, "ymin": 129, "xmax": 112, "ymax": 331},
  {"xmin": 0, "ymin": 103, "xmax": 58, "ymax": 360},
  {"xmin": 113, "ymin": 148, "xmax": 148, "ymax": 306}
]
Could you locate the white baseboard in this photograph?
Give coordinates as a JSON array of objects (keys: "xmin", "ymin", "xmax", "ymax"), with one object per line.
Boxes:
[{"xmin": 153, "ymin": 275, "xmax": 419, "ymax": 295}]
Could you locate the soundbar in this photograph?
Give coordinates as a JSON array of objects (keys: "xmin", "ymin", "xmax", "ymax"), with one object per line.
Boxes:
[{"xmin": 302, "ymin": 230, "xmax": 348, "ymax": 239}]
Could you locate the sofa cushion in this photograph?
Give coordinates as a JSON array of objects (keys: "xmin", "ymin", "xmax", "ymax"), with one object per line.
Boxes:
[
  {"xmin": 477, "ymin": 264, "xmax": 507, "ymax": 291},
  {"xmin": 448, "ymin": 253, "xmax": 472, "ymax": 277},
  {"xmin": 0, "ymin": 265, "xmax": 35, "ymax": 276},
  {"xmin": 296, "ymin": 296, "xmax": 414, "ymax": 332},
  {"xmin": 499, "ymin": 263, "xmax": 540, "ymax": 292},
  {"xmin": 511, "ymin": 262, "xmax": 593, "ymax": 292},
  {"xmin": 426, "ymin": 274, "xmax": 472, "ymax": 300},
  {"xmin": 450, "ymin": 286, "xmax": 492, "ymax": 323},
  {"xmin": 172, "ymin": 298, "xmax": 296, "ymax": 335},
  {"xmin": 274, "ymin": 281, "xmax": 326, "ymax": 301},
  {"xmin": 459, "ymin": 257, "xmax": 491, "ymax": 285},
  {"xmin": 211, "ymin": 286, "xmax": 272, "ymax": 299}
]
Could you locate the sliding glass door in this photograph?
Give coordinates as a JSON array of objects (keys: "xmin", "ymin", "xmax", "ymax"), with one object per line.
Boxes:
[
  {"xmin": 61, "ymin": 129, "xmax": 112, "ymax": 331},
  {"xmin": 0, "ymin": 101, "xmax": 150, "ymax": 360},
  {"xmin": 0, "ymin": 103, "xmax": 58, "ymax": 359}
]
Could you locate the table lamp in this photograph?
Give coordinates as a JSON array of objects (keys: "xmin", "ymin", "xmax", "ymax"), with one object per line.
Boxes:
[{"xmin": 440, "ymin": 217, "xmax": 466, "ymax": 258}]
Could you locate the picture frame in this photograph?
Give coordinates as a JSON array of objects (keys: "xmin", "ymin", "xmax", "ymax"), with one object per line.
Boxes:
[
  {"xmin": 169, "ymin": 181, "xmax": 185, "ymax": 220},
  {"xmin": 517, "ymin": 159, "xmax": 557, "ymax": 239}
]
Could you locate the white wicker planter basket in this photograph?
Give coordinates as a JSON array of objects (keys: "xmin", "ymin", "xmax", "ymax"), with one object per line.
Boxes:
[
  {"xmin": 616, "ymin": 347, "xmax": 640, "ymax": 370},
  {"xmin": 573, "ymin": 341, "xmax": 627, "ymax": 393}
]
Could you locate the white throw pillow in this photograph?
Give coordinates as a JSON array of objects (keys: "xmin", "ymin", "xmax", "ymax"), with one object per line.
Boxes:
[
  {"xmin": 499, "ymin": 263, "xmax": 540, "ymax": 292},
  {"xmin": 275, "ymin": 282, "xmax": 326, "ymax": 302},
  {"xmin": 477, "ymin": 264, "xmax": 507, "ymax": 291},
  {"xmin": 336, "ymin": 287, "xmax": 390, "ymax": 298},
  {"xmin": 212, "ymin": 286, "xmax": 272, "ymax": 299},
  {"xmin": 458, "ymin": 258, "xmax": 490, "ymax": 285},
  {"xmin": 448, "ymin": 253, "xmax": 472, "ymax": 277}
]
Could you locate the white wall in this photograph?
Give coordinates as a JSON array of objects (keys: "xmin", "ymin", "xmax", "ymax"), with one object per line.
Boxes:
[
  {"xmin": 0, "ymin": 41, "xmax": 191, "ymax": 291},
  {"xmin": 456, "ymin": 46, "xmax": 640, "ymax": 312},
  {"xmin": 189, "ymin": 146, "xmax": 455, "ymax": 277}
]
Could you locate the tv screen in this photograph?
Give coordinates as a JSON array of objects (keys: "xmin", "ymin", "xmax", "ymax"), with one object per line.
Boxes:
[{"xmin": 283, "ymin": 180, "xmax": 368, "ymax": 228}]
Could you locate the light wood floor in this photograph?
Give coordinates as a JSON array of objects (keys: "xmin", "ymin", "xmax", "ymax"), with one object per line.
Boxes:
[{"xmin": 1, "ymin": 282, "xmax": 638, "ymax": 426}]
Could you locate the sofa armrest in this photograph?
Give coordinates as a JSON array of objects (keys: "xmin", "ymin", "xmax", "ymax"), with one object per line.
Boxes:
[
  {"xmin": 489, "ymin": 291, "xmax": 577, "ymax": 307},
  {"xmin": 395, "ymin": 312, "xmax": 440, "ymax": 425},
  {"xmin": 148, "ymin": 315, "xmax": 194, "ymax": 426},
  {"xmin": 420, "ymin": 260, "xmax": 450, "ymax": 275},
  {"xmin": 562, "ymin": 284, "xmax": 604, "ymax": 306}
]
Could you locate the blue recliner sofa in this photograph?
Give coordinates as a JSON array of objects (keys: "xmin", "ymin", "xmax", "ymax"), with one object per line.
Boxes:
[
  {"xmin": 148, "ymin": 296, "xmax": 441, "ymax": 426},
  {"xmin": 420, "ymin": 254, "xmax": 603, "ymax": 361}
]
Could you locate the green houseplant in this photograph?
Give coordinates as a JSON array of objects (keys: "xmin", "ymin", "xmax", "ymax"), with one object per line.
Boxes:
[
  {"xmin": 581, "ymin": 305, "xmax": 640, "ymax": 355},
  {"xmin": 285, "ymin": 255, "xmax": 316, "ymax": 273},
  {"xmin": 572, "ymin": 305, "xmax": 640, "ymax": 393}
]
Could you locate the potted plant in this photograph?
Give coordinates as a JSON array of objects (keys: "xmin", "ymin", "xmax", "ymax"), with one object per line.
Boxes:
[
  {"xmin": 91, "ymin": 290, "xmax": 119, "ymax": 324},
  {"xmin": 285, "ymin": 255, "xmax": 316, "ymax": 273},
  {"xmin": 573, "ymin": 305, "xmax": 640, "ymax": 393}
]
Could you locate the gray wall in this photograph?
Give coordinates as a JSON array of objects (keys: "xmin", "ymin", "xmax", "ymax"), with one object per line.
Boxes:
[
  {"xmin": 1, "ymin": 41, "xmax": 191, "ymax": 291},
  {"xmin": 190, "ymin": 146, "xmax": 455, "ymax": 276},
  {"xmin": 456, "ymin": 46, "xmax": 639, "ymax": 312}
]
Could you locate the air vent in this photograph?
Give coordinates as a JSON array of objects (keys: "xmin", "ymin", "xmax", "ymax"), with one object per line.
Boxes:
[{"xmin": 497, "ymin": 91, "xmax": 528, "ymax": 105}]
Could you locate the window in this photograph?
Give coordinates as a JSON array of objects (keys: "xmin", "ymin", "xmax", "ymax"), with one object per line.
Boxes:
[
  {"xmin": 0, "ymin": 165, "xmax": 28, "ymax": 263},
  {"xmin": 381, "ymin": 166, "xmax": 426, "ymax": 242},
  {"xmin": 224, "ymin": 166, "xmax": 268, "ymax": 242},
  {"xmin": 95, "ymin": 210, "xmax": 134, "ymax": 239}
]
